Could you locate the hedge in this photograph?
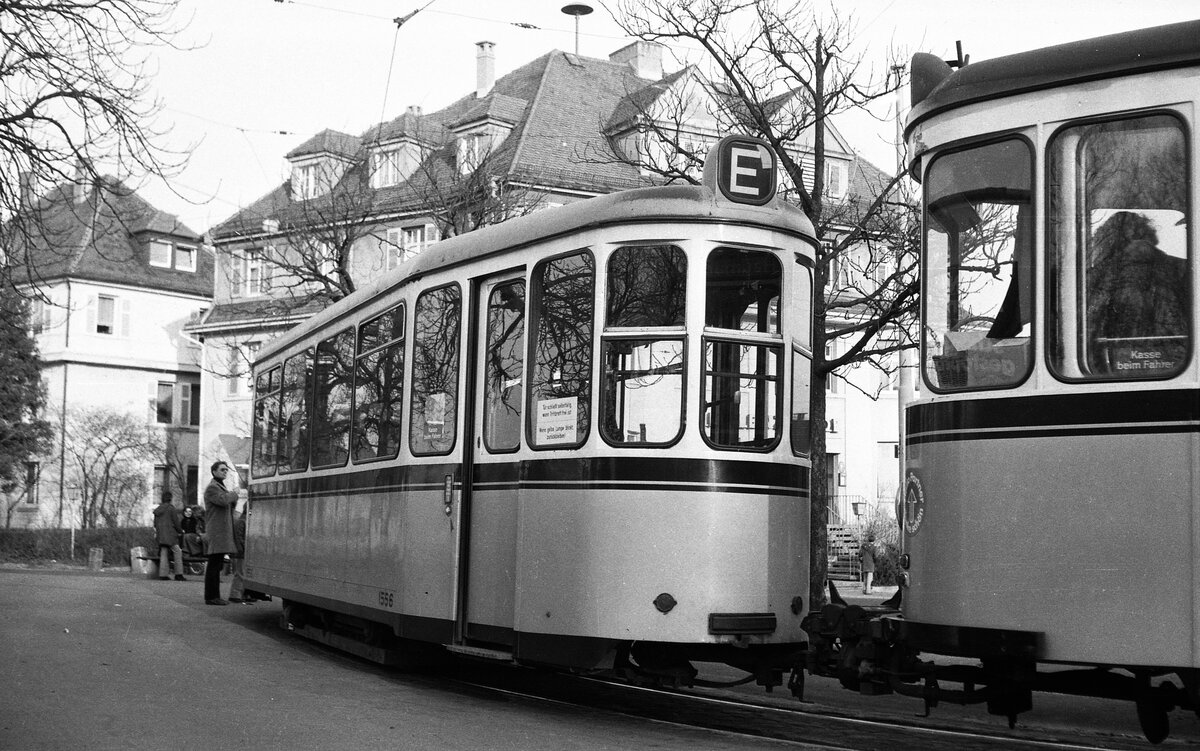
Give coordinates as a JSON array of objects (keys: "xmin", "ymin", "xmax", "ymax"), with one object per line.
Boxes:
[{"xmin": 0, "ymin": 527, "xmax": 156, "ymax": 567}]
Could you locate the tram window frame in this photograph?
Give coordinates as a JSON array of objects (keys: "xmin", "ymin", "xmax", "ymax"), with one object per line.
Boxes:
[
  {"xmin": 278, "ymin": 348, "xmax": 314, "ymax": 474},
  {"xmin": 600, "ymin": 336, "xmax": 687, "ymax": 447},
  {"xmin": 251, "ymin": 366, "xmax": 281, "ymax": 478},
  {"xmin": 410, "ymin": 284, "xmax": 461, "ymax": 456},
  {"xmin": 483, "ymin": 280, "xmax": 526, "ymax": 454},
  {"xmin": 600, "ymin": 244, "xmax": 687, "ymax": 448},
  {"xmin": 790, "ymin": 346, "xmax": 812, "ymax": 457},
  {"xmin": 921, "ymin": 136, "xmax": 1036, "ymax": 393},
  {"xmin": 528, "ymin": 249, "xmax": 595, "ymax": 451},
  {"xmin": 311, "ymin": 327, "xmax": 354, "ymax": 469},
  {"xmin": 701, "ymin": 246, "xmax": 783, "ymax": 451},
  {"xmin": 353, "ymin": 303, "xmax": 406, "ymax": 464},
  {"xmin": 1046, "ymin": 112, "xmax": 1191, "ymax": 382}
]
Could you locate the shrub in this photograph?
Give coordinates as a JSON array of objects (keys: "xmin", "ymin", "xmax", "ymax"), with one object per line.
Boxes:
[{"xmin": 0, "ymin": 527, "xmax": 156, "ymax": 567}]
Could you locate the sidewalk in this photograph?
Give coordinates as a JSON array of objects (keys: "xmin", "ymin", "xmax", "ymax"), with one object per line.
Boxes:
[{"xmin": 828, "ymin": 578, "xmax": 900, "ymax": 608}]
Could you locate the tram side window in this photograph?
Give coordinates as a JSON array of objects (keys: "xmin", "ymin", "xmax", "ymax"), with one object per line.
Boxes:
[
  {"xmin": 791, "ymin": 347, "xmax": 812, "ymax": 456},
  {"xmin": 279, "ymin": 349, "xmax": 313, "ymax": 472},
  {"xmin": 703, "ymin": 248, "xmax": 782, "ymax": 449},
  {"xmin": 410, "ymin": 285, "xmax": 460, "ymax": 455},
  {"xmin": 354, "ymin": 304, "xmax": 405, "ymax": 462},
  {"xmin": 251, "ymin": 367, "xmax": 280, "ymax": 478},
  {"xmin": 529, "ymin": 250, "xmax": 594, "ymax": 449},
  {"xmin": 923, "ymin": 139, "xmax": 1033, "ymax": 390},
  {"xmin": 311, "ymin": 328, "xmax": 353, "ymax": 468},
  {"xmin": 601, "ymin": 245, "xmax": 686, "ymax": 445},
  {"xmin": 484, "ymin": 281, "xmax": 525, "ymax": 452},
  {"xmin": 1048, "ymin": 115, "xmax": 1190, "ymax": 380}
]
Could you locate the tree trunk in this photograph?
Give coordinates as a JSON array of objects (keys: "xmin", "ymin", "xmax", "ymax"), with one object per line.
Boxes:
[{"xmin": 808, "ymin": 367, "xmax": 830, "ymax": 608}]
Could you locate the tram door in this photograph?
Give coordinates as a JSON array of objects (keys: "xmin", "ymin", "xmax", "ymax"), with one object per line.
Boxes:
[{"xmin": 460, "ymin": 272, "xmax": 526, "ymax": 646}]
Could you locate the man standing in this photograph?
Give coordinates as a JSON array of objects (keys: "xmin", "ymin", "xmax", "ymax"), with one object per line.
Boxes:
[
  {"xmin": 152, "ymin": 493, "xmax": 185, "ymax": 581},
  {"xmin": 202, "ymin": 461, "xmax": 239, "ymax": 605}
]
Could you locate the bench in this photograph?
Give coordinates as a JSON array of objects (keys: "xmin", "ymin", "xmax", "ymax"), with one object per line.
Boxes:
[{"xmin": 135, "ymin": 552, "xmax": 211, "ymax": 578}]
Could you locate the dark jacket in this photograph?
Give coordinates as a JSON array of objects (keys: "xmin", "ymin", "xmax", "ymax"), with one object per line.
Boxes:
[
  {"xmin": 153, "ymin": 503, "xmax": 183, "ymax": 547},
  {"xmin": 203, "ymin": 478, "xmax": 239, "ymax": 556}
]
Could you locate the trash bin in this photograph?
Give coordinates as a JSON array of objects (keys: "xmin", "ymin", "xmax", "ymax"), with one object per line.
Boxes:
[
  {"xmin": 130, "ymin": 546, "xmax": 156, "ymax": 577},
  {"xmin": 87, "ymin": 547, "xmax": 103, "ymax": 571}
]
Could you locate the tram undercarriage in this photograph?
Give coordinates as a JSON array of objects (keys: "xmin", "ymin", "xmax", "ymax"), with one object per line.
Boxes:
[{"xmin": 801, "ymin": 583, "xmax": 1200, "ymax": 744}]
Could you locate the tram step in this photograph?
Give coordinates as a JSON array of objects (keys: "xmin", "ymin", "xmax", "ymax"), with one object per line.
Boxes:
[{"xmin": 446, "ymin": 644, "xmax": 516, "ymax": 662}]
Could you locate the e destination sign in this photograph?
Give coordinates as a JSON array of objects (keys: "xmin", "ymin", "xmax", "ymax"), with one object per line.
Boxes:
[{"xmin": 704, "ymin": 135, "xmax": 778, "ymax": 206}]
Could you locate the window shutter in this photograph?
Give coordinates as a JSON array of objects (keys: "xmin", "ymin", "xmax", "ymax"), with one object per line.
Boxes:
[
  {"xmin": 147, "ymin": 381, "xmax": 158, "ymax": 423},
  {"xmin": 230, "ymin": 254, "xmax": 243, "ymax": 298},
  {"xmin": 86, "ymin": 295, "xmax": 96, "ymax": 332},
  {"xmin": 120, "ymin": 299, "xmax": 131, "ymax": 337}
]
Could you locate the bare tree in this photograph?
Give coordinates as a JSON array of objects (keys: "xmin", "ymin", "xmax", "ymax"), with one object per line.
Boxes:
[
  {"xmin": 60, "ymin": 407, "xmax": 163, "ymax": 528},
  {"xmin": 609, "ymin": 0, "xmax": 920, "ymax": 605},
  {"xmin": 0, "ymin": 290, "xmax": 53, "ymax": 526},
  {"xmin": 0, "ymin": 0, "xmax": 189, "ymax": 314}
]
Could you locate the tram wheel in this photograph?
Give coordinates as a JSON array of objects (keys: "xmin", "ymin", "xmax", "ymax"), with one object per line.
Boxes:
[{"xmin": 1136, "ymin": 697, "xmax": 1170, "ymax": 744}]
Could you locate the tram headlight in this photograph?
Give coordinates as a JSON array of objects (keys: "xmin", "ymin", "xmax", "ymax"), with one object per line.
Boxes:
[
  {"xmin": 899, "ymin": 553, "xmax": 910, "ymax": 570},
  {"xmin": 898, "ymin": 571, "xmax": 911, "ymax": 588}
]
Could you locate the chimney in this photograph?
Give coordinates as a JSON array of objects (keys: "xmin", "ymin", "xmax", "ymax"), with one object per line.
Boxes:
[
  {"xmin": 73, "ymin": 158, "xmax": 93, "ymax": 204},
  {"xmin": 609, "ymin": 40, "xmax": 664, "ymax": 81},
  {"xmin": 476, "ymin": 41, "xmax": 495, "ymax": 98}
]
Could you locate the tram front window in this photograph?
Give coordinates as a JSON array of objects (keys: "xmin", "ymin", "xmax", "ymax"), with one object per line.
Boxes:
[
  {"xmin": 1048, "ymin": 115, "xmax": 1190, "ymax": 380},
  {"xmin": 923, "ymin": 139, "xmax": 1033, "ymax": 390}
]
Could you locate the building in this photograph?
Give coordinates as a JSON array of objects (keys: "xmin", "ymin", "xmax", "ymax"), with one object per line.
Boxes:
[
  {"xmin": 5, "ymin": 177, "xmax": 213, "ymax": 528},
  {"xmin": 191, "ymin": 40, "xmax": 902, "ymax": 519}
]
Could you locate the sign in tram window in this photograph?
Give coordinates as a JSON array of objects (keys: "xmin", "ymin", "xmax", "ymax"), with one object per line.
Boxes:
[
  {"xmin": 1048, "ymin": 115, "xmax": 1190, "ymax": 380},
  {"xmin": 353, "ymin": 305, "xmax": 405, "ymax": 462},
  {"xmin": 251, "ymin": 367, "xmax": 280, "ymax": 478},
  {"xmin": 279, "ymin": 350, "xmax": 313, "ymax": 473},
  {"xmin": 410, "ymin": 285, "xmax": 460, "ymax": 455},
  {"xmin": 530, "ymin": 251, "xmax": 594, "ymax": 449},
  {"xmin": 484, "ymin": 281, "xmax": 525, "ymax": 452},
  {"xmin": 606, "ymin": 245, "xmax": 686, "ymax": 327},
  {"xmin": 312, "ymin": 329, "xmax": 353, "ymax": 468},
  {"xmin": 922, "ymin": 139, "xmax": 1034, "ymax": 391}
]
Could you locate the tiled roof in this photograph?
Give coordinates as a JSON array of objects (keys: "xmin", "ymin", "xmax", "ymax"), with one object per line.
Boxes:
[
  {"xmin": 8, "ymin": 177, "xmax": 212, "ymax": 296},
  {"xmin": 195, "ymin": 294, "xmax": 329, "ymax": 328},
  {"xmin": 285, "ymin": 128, "xmax": 362, "ymax": 160}
]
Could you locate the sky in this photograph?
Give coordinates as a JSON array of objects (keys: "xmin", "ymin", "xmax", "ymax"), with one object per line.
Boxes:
[{"xmin": 134, "ymin": 0, "xmax": 1200, "ymax": 235}]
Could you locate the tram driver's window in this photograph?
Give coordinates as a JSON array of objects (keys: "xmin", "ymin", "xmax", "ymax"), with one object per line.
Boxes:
[
  {"xmin": 923, "ymin": 139, "xmax": 1034, "ymax": 391},
  {"xmin": 529, "ymin": 250, "xmax": 594, "ymax": 449},
  {"xmin": 703, "ymin": 248, "xmax": 782, "ymax": 449},
  {"xmin": 1048, "ymin": 115, "xmax": 1190, "ymax": 380},
  {"xmin": 410, "ymin": 285, "xmax": 461, "ymax": 455},
  {"xmin": 601, "ymin": 245, "xmax": 685, "ymax": 446}
]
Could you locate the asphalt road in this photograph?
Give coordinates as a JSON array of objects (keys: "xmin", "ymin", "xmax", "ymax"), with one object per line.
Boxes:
[{"xmin": 0, "ymin": 567, "xmax": 822, "ymax": 751}]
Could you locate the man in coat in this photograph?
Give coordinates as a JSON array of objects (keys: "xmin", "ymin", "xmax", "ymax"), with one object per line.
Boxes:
[
  {"xmin": 202, "ymin": 461, "xmax": 240, "ymax": 605},
  {"xmin": 153, "ymin": 494, "xmax": 185, "ymax": 581}
]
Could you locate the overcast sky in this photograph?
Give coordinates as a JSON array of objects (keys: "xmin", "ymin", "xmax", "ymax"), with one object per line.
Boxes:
[{"xmin": 139, "ymin": 0, "xmax": 1200, "ymax": 235}]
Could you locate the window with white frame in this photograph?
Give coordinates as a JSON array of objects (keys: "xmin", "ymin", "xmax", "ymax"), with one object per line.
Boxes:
[
  {"xmin": 29, "ymin": 298, "xmax": 48, "ymax": 334},
  {"xmin": 175, "ymin": 245, "xmax": 197, "ymax": 272},
  {"xmin": 96, "ymin": 295, "xmax": 116, "ymax": 335},
  {"xmin": 826, "ymin": 339, "xmax": 841, "ymax": 394},
  {"xmin": 293, "ymin": 162, "xmax": 320, "ymax": 200},
  {"xmin": 149, "ymin": 240, "xmax": 172, "ymax": 268},
  {"xmin": 456, "ymin": 131, "xmax": 494, "ymax": 174},
  {"xmin": 825, "ymin": 160, "xmax": 848, "ymax": 199},
  {"xmin": 370, "ymin": 144, "xmax": 419, "ymax": 189},
  {"xmin": 230, "ymin": 249, "xmax": 271, "ymax": 298},
  {"xmin": 385, "ymin": 226, "xmax": 432, "ymax": 270},
  {"xmin": 227, "ymin": 343, "xmax": 259, "ymax": 395}
]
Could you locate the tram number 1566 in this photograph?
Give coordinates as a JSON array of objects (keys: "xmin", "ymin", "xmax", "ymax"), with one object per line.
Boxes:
[{"xmin": 378, "ymin": 590, "xmax": 395, "ymax": 608}]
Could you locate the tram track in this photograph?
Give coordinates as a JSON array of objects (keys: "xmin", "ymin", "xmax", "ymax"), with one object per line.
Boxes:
[{"xmin": 434, "ymin": 661, "xmax": 1185, "ymax": 751}]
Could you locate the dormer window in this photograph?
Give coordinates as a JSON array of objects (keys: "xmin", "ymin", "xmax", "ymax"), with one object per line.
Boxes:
[
  {"xmin": 293, "ymin": 162, "xmax": 321, "ymax": 200},
  {"xmin": 457, "ymin": 132, "xmax": 492, "ymax": 174},
  {"xmin": 149, "ymin": 239, "xmax": 198, "ymax": 272},
  {"xmin": 370, "ymin": 143, "xmax": 420, "ymax": 189},
  {"xmin": 825, "ymin": 159, "xmax": 848, "ymax": 199}
]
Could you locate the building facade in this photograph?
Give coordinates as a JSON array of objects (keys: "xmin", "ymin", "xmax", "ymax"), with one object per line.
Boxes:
[{"xmin": 5, "ymin": 178, "xmax": 213, "ymax": 528}]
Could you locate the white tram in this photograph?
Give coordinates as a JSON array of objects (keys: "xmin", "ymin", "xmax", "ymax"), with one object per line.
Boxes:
[
  {"xmin": 805, "ymin": 20, "xmax": 1200, "ymax": 742},
  {"xmin": 243, "ymin": 136, "xmax": 817, "ymax": 689}
]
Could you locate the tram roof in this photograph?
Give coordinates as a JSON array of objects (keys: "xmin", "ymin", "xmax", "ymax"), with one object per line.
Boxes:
[
  {"xmin": 257, "ymin": 183, "xmax": 815, "ymax": 363},
  {"xmin": 906, "ymin": 19, "xmax": 1200, "ymax": 140}
]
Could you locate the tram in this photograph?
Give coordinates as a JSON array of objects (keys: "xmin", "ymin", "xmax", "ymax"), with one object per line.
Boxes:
[
  {"xmin": 242, "ymin": 136, "xmax": 818, "ymax": 690},
  {"xmin": 805, "ymin": 19, "xmax": 1200, "ymax": 742}
]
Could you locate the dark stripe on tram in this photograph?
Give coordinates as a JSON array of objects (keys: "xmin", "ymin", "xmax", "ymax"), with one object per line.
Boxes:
[
  {"xmin": 906, "ymin": 389, "xmax": 1200, "ymax": 445},
  {"xmin": 253, "ymin": 457, "xmax": 809, "ymax": 501}
]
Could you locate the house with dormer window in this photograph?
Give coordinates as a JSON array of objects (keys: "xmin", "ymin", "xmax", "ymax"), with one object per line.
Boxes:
[
  {"xmin": 4, "ymin": 177, "xmax": 213, "ymax": 527},
  {"xmin": 189, "ymin": 39, "xmax": 896, "ymax": 513}
]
